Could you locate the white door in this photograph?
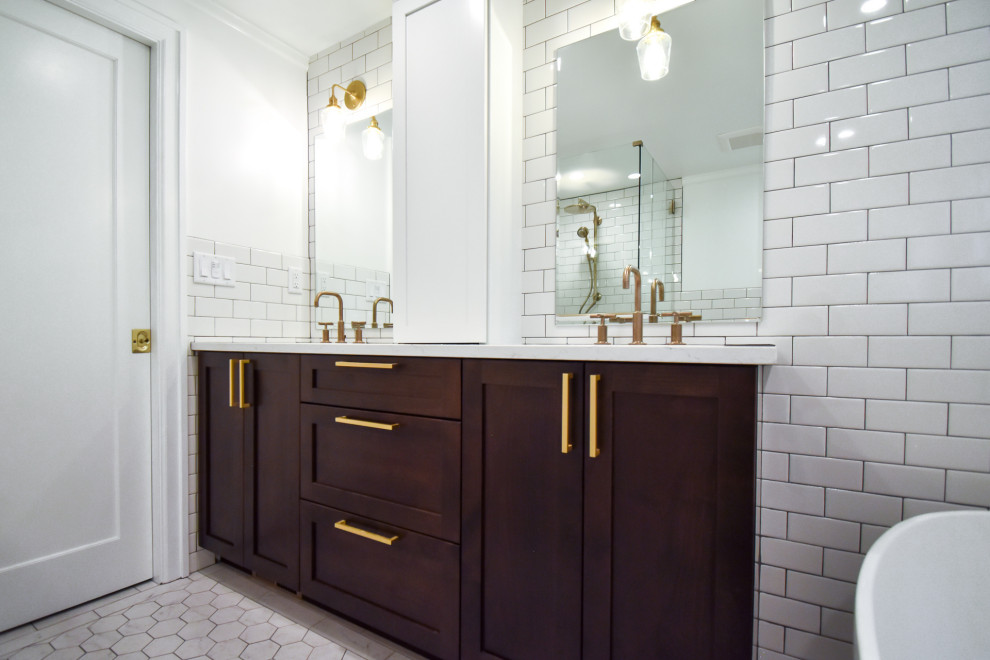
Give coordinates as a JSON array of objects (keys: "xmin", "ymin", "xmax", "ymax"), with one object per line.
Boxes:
[{"xmin": 0, "ymin": 0, "xmax": 152, "ymax": 631}]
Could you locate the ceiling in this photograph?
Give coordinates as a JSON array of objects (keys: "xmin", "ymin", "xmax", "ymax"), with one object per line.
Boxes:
[
  {"xmin": 557, "ymin": 0, "xmax": 764, "ymax": 198},
  {"xmin": 206, "ymin": 0, "xmax": 392, "ymax": 56}
]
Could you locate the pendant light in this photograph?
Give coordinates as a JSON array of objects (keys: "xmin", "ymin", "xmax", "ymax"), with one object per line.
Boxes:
[
  {"xmin": 362, "ymin": 116, "xmax": 385, "ymax": 160},
  {"xmin": 636, "ymin": 16, "xmax": 672, "ymax": 81}
]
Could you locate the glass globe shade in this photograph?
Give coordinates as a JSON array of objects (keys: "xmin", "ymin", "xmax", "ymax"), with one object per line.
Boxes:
[
  {"xmin": 362, "ymin": 123, "xmax": 385, "ymax": 160},
  {"xmin": 320, "ymin": 103, "xmax": 345, "ymax": 144},
  {"xmin": 617, "ymin": 0, "xmax": 653, "ymax": 40},
  {"xmin": 636, "ymin": 24, "xmax": 672, "ymax": 81}
]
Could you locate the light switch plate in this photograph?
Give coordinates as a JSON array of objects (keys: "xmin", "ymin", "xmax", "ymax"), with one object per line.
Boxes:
[
  {"xmin": 287, "ymin": 267, "xmax": 304, "ymax": 294},
  {"xmin": 365, "ymin": 279, "xmax": 388, "ymax": 301},
  {"xmin": 193, "ymin": 252, "xmax": 236, "ymax": 287}
]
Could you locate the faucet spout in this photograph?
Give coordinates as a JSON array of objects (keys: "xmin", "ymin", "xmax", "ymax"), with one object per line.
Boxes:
[
  {"xmin": 314, "ymin": 291, "xmax": 345, "ymax": 343},
  {"xmin": 372, "ymin": 297, "xmax": 393, "ymax": 329},
  {"xmin": 622, "ymin": 265, "xmax": 645, "ymax": 345},
  {"xmin": 649, "ymin": 278, "xmax": 664, "ymax": 322}
]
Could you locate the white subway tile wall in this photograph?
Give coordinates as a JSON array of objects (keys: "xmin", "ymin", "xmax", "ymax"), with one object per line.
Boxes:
[{"xmin": 521, "ymin": 0, "xmax": 990, "ymax": 657}]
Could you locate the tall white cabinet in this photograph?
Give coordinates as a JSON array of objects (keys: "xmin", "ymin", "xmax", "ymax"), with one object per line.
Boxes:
[{"xmin": 393, "ymin": 0, "xmax": 522, "ymax": 344}]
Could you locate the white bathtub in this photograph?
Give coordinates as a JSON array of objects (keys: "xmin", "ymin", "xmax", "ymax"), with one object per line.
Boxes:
[{"xmin": 854, "ymin": 511, "xmax": 990, "ymax": 660}]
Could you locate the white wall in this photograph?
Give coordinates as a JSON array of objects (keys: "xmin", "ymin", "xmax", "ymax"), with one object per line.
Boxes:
[
  {"xmin": 520, "ymin": 1, "xmax": 990, "ymax": 658},
  {"xmin": 137, "ymin": 0, "xmax": 309, "ymax": 259}
]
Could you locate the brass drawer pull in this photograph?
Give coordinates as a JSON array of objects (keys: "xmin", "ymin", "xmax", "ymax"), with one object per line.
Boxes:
[
  {"xmin": 335, "ymin": 416, "xmax": 399, "ymax": 431},
  {"xmin": 238, "ymin": 359, "xmax": 251, "ymax": 409},
  {"xmin": 228, "ymin": 359, "xmax": 236, "ymax": 408},
  {"xmin": 334, "ymin": 519, "xmax": 400, "ymax": 546},
  {"xmin": 589, "ymin": 374, "xmax": 601, "ymax": 458},
  {"xmin": 561, "ymin": 373, "xmax": 573, "ymax": 454},
  {"xmin": 334, "ymin": 361, "xmax": 397, "ymax": 369}
]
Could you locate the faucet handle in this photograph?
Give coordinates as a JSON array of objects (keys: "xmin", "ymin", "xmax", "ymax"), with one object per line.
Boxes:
[
  {"xmin": 661, "ymin": 311, "xmax": 702, "ymax": 345},
  {"xmin": 589, "ymin": 314, "xmax": 616, "ymax": 345},
  {"xmin": 318, "ymin": 322, "xmax": 333, "ymax": 343},
  {"xmin": 661, "ymin": 311, "xmax": 702, "ymax": 323}
]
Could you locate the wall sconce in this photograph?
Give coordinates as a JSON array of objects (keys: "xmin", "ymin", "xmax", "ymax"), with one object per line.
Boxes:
[
  {"xmin": 320, "ymin": 80, "xmax": 367, "ymax": 143},
  {"xmin": 362, "ymin": 116, "xmax": 385, "ymax": 160}
]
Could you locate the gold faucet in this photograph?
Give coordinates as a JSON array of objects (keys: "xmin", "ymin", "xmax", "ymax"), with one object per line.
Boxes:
[
  {"xmin": 314, "ymin": 291, "xmax": 345, "ymax": 343},
  {"xmin": 622, "ymin": 265, "xmax": 645, "ymax": 345},
  {"xmin": 372, "ymin": 297, "xmax": 393, "ymax": 329},
  {"xmin": 649, "ymin": 278, "xmax": 665, "ymax": 323}
]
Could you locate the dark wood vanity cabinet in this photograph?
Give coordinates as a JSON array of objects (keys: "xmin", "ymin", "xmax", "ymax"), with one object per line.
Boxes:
[
  {"xmin": 461, "ymin": 359, "xmax": 757, "ymax": 660},
  {"xmin": 298, "ymin": 355, "xmax": 462, "ymax": 660},
  {"xmin": 197, "ymin": 351, "xmax": 300, "ymax": 590},
  {"xmin": 197, "ymin": 350, "xmax": 758, "ymax": 660}
]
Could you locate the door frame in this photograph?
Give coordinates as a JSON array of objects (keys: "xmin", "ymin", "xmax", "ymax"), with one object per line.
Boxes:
[{"xmin": 47, "ymin": 0, "xmax": 187, "ymax": 583}]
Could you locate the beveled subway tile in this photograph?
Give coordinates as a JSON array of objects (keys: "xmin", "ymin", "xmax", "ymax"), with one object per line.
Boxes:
[
  {"xmin": 794, "ymin": 86, "xmax": 867, "ymax": 127},
  {"xmin": 766, "ymin": 123, "xmax": 829, "ymax": 160},
  {"xmin": 766, "ymin": 4, "xmax": 827, "ymax": 46},
  {"xmin": 829, "ymin": 47, "xmax": 906, "ymax": 90},
  {"xmin": 869, "ymin": 202, "xmax": 950, "ymax": 240},
  {"xmin": 869, "ymin": 336, "xmax": 951, "ymax": 369},
  {"xmin": 795, "ymin": 149, "xmax": 868, "ymax": 185},
  {"xmin": 869, "ymin": 135, "xmax": 951, "ymax": 176},
  {"xmin": 827, "ymin": 0, "xmax": 903, "ymax": 30},
  {"xmin": 953, "ymin": 128, "xmax": 990, "ymax": 166},
  {"xmin": 909, "ymin": 95, "xmax": 990, "ymax": 138},
  {"xmin": 766, "ymin": 64, "xmax": 830, "ymax": 104},
  {"xmin": 949, "ymin": 60, "xmax": 990, "ymax": 99},
  {"xmin": 912, "ymin": 164, "xmax": 990, "ymax": 204},
  {"xmin": 868, "ymin": 69, "xmax": 948, "ymax": 113},
  {"xmin": 830, "ymin": 110, "xmax": 907, "ymax": 150},
  {"xmin": 793, "ymin": 210, "xmax": 868, "ymax": 246},
  {"xmin": 906, "ymin": 27, "xmax": 990, "ymax": 74},
  {"xmin": 866, "ymin": 5, "xmax": 946, "ymax": 50},
  {"xmin": 792, "ymin": 24, "xmax": 864, "ymax": 68}
]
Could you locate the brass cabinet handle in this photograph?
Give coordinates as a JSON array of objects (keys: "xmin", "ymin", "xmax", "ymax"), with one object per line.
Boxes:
[
  {"xmin": 334, "ymin": 519, "xmax": 400, "ymax": 546},
  {"xmin": 561, "ymin": 373, "xmax": 573, "ymax": 454},
  {"xmin": 334, "ymin": 361, "xmax": 397, "ymax": 369},
  {"xmin": 238, "ymin": 359, "xmax": 251, "ymax": 409},
  {"xmin": 334, "ymin": 416, "xmax": 399, "ymax": 431},
  {"xmin": 589, "ymin": 374, "xmax": 601, "ymax": 458},
  {"xmin": 228, "ymin": 359, "xmax": 236, "ymax": 408}
]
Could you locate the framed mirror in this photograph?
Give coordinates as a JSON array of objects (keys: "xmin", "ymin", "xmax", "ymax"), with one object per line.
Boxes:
[
  {"xmin": 314, "ymin": 108, "xmax": 394, "ymax": 336},
  {"xmin": 555, "ymin": 0, "xmax": 764, "ymax": 323}
]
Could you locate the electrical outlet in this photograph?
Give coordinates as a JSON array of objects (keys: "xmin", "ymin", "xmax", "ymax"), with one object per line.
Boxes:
[
  {"xmin": 288, "ymin": 267, "xmax": 303, "ymax": 294},
  {"xmin": 316, "ymin": 271, "xmax": 331, "ymax": 293}
]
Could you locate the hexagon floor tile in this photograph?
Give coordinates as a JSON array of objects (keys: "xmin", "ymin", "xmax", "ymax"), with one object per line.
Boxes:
[{"xmin": 0, "ymin": 564, "xmax": 427, "ymax": 660}]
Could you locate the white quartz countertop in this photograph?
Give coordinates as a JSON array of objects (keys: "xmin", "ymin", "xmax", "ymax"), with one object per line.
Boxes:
[{"xmin": 190, "ymin": 341, "xmax": 777, "ymax": 365}]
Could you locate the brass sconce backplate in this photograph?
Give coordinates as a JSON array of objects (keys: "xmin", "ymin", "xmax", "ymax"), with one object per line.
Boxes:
[{"xmin": 343, "ymin": 80, "xmax": 367, "ymax": 110}]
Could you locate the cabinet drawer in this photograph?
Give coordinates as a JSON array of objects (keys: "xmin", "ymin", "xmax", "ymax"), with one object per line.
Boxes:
[
  {"xmin": 300, "ymin": 355, "xmax": 461, "ymax": 419},
  {"xmin": 300, "ymin": 404, "xmax": 460, "ymax": 542},
  {"xmin": 300, "ymin": 502, "xmax": 459, "ymax": 660}
]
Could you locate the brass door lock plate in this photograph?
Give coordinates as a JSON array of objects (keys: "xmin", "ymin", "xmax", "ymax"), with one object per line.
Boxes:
[{"xmin": 132, "ymin": 329, "xmax": 151, "ymax": 353}]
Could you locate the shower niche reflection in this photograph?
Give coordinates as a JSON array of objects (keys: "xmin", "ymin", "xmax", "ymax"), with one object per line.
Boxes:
[{"xmin": 556, "ymin": 142, "xmax": 671, "ymax": 317}]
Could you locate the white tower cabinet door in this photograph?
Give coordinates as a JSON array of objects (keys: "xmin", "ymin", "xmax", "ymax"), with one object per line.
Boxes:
[{"xmin": 393, "ymin": 0, "xmax": 488, "ymax": 343}]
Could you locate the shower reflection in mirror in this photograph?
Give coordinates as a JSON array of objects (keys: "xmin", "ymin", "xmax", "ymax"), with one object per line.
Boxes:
[{"xmin": 556, "ymin": 142, "xmax": 668, "ymax": 317}]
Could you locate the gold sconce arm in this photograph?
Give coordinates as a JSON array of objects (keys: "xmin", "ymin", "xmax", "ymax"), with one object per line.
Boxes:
[{"xmin": 329, "ymin": 80, "xmax": 367, "ymax": 111}]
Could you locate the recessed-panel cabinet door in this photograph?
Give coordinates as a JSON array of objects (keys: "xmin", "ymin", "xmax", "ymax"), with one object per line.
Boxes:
[
  {"xmin": 585, "ymin": 363, "xmax": 756, "ymax": 660},
  {"xmin": 199, "ymin": 352, "xmax": 246, "ymax": 564},
  {"xmin": 243, "ymin": 353, "xmax": 300, "ymax": 590},
  {"xmin": 462, "ymin": 360, "xmax": 585, "ymax": 660}
]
